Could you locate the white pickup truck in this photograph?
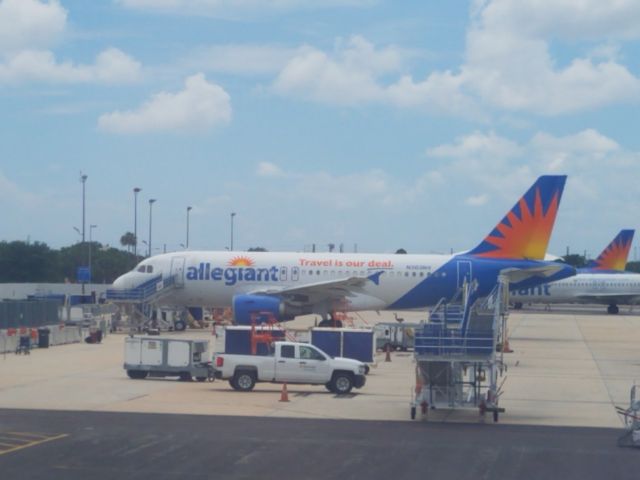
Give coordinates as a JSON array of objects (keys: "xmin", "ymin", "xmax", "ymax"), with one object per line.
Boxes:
[{"xmin": 213, "ymin": 341, "xmax": 367, "ymax": 394}]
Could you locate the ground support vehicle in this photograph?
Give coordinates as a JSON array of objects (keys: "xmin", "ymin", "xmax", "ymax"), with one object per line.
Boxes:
[
  {"xmin": 374, "ymin": 322, "xmax": 419, "ymax": 351},
  {"xmin": 412, "ymin": 279, "xmax": 508, "ymax": 422},
  {"xmin": 213, "ymin": 341, "xmax": 366, "ymax": 394},
  {"xmin": 124, "ymin": 336, "xmax": 213, "ymax": 381}
]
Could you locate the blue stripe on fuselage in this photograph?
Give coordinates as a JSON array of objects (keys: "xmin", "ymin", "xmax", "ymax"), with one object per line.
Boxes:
[{"xmin": 388, "ymin": 255, "xmax": 575, "ymax": 310}]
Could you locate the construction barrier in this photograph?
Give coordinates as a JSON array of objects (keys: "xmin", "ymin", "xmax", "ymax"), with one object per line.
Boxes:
[{"xmin": 0, "ymin": 324, "xmax": 83, "ymax": 354}]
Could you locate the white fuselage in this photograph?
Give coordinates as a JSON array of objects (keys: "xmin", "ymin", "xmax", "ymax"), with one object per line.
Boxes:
[
  {"xmin": 511, "ymin": 272, "xmax": 640, "ymax": 306},
  {"xmin": 112, "ymin": 250, "xmax": 453, "ymax": 312}
]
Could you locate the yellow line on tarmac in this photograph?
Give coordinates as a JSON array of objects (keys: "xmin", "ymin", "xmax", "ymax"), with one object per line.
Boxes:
[
  {"xmin": 0, "ymin": 434, "xmax": 68, "ymax": 456},
  {"xmin": 6, "ymin": 432, "xmax": 51, "ymax": 439}
]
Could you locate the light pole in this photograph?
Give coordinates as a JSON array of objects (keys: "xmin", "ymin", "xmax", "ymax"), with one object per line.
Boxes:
[
  {"xmin": 80, "ymin": 174, "xmax": 88, "ymax": 294},
  {"xmin": 133, "ymin": 187, "xmax": 141, "ymax": 259},
  {"xmin": 81, "ymin": 174, "xmax": 87, "ymax": 243},
  {"xmin": 230, "ymin": 212, "xmax": 236, "ymax": 251},
  {"xmin": 89, "ymin": 224, "xmax": 97, "ymax": 280},
  {"xmin": 148, "ymin": 198, "xmax": 156, "ymax": 257},
  {"xmin": 186, "ymin": 206, "xmax": 192, "ymax": 249}
]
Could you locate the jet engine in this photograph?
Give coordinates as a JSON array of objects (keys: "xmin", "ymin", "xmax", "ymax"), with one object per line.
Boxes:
[{"xmin": 232, "ymin": 294, "xmax": 296, "ymax": 325}]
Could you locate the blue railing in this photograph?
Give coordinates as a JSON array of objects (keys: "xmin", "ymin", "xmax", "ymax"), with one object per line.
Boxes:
[
  {"xmin": 414, "ymin": 323, "xmax": 494, "ymax": 357},
  {"xmin": 106, "ymin": 275, "xmax": 176, "ymax": 303}
]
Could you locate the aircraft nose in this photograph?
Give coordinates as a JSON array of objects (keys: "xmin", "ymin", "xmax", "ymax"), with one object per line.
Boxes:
[{"xmin": 112, "ymin": 273, "xmax": 132, "ymax": 289}]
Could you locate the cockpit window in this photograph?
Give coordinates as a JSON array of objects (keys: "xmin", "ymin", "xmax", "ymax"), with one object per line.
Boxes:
[
  {"xmin": 146, "ymin": 266, "xmax": 153, "ymax": 273},
  {"xmin": 137, "ymin": 266, "xmax": 146, "ymax": 273}
]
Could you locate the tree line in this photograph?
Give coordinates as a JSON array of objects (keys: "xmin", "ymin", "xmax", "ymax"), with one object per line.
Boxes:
[
  {"xmin": 0, "ymin": 240, "xmax": 136, "ymax": 284},
  {"xmin": 2, "ymin": 240, "xmax": 639, "ymax": 284}
]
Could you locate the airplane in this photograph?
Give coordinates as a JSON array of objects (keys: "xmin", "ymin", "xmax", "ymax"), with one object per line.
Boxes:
[
  {"xmin": 109, "ymin": 175, "xmax": 575, "ymax": 325},
  {"xmin": 511, "ymin": 229, "xmax": 639, "ymax": 314}
]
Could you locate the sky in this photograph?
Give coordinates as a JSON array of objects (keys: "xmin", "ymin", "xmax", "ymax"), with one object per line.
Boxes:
[{"xmin": 1, "ymin": 0, "xmax": 640, "ymax": 259}]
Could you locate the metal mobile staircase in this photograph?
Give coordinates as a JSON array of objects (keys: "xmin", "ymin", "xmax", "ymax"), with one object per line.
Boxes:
[
  {"xmin": 106, "ymin": 275, "xmax": 183, "ymax": 331},
  {"xmin": 411, "ymin": 276, "xmax": 510, "ymax": 421}
]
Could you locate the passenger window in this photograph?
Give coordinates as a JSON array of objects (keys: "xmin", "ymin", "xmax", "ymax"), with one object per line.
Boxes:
[
  {"xmin": 281, "ymin": 345, "xmax": 295, "ymax": 358},
  {"xmin": 300, "ymin": 346, "xmax": 324, "ymax": 361}
]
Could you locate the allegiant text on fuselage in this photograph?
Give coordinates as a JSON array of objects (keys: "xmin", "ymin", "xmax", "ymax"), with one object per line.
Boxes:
[{"xmin": 186, "ymin": 263, "xmax": 279, "ymax": 286}]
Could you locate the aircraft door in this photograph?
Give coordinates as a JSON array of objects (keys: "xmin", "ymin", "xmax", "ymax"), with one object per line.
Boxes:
[
  {"xmin": 170, "ymin": 257, "xmax": 186, "ymax": 287},
  {"xmin": 291, "ymin": 267, "xmax": 300, "ymax": 282},
  {"xmin": 457, "ymin": 261, "xmax": 472, "ymax": 289}
]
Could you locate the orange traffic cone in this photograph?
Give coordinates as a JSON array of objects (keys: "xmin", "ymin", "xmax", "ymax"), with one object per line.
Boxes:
[
  {"xmin": 501, "ymin": 337, "xmax": 513, "ymax": 353},
  {"xmin": 385, "ymin": 343, "xmax": 392, "ymax": 362},
  {"xmin": 279, "ymin": 383, "xmax": 290, "ymax": 402}
]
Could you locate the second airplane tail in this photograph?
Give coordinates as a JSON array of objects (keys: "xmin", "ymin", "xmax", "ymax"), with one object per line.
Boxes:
[
  {"xmin": 467, "ymin": 175, "xmax": 567, "ymax": 260},
  {"xmin": 585, "ymin": 229, "xmax": 635, "ymax": 271}
]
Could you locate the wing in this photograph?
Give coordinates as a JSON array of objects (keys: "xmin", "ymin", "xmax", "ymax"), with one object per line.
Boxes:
[
  {"xmin": 499, "ymin": 263, "xmax": 569, "ymax": 284},
  {"xmin": 248, "ymin": 272, "xmax": 385, "ymax": 306}
]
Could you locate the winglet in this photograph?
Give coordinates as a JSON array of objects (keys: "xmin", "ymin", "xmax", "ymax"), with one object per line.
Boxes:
[
  {"xmin": 468, "ymin": 175, "xmax": 567, "ymax": 260},
  {"xmin": 585, "ymin": 229, "xmax": 634, "ymax": 271},
  {"xmin": 367, "ymin": 271, "xmax": 385, "ymax": 285}
]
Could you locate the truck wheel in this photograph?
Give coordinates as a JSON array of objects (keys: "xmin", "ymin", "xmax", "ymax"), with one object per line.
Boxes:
[
  {"xmin": 331, "ymin": 372, "xmax": 354, "ymax": 395},
  {"xmin": 127, "ymin": 370, "xmax": 148, "ymax": 380},
  {"xmin": 229, "ymin": 378, "xmax": 239, "ymax": 390},
  {"xmin": 233, "ymin": 371, "xmax": 256, "ymax": 392},
  {"xmin": 174, "ymin": 320, "xmax": 187, "ymax": 331}
]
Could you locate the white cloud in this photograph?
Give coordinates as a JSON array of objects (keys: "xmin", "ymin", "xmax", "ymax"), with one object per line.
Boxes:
[
  {"xmin": 98, "ymin": 73, "xmax": 232, "ymax": 134},
  {"xmin": 267, "ymin": 1, "xmax": 640, "ymax": 115},
  {"xmin": 186, "ymin": 44, "xmax": 298, "ymax": 75},
  {"xmin": 0, "ymin": 0, "xmax": 67, "ymax": 54},
  {"xmin": 466, "ymin": 194, "xmax": 489, "ymax": 207},
  {"xmin": 425, "ymin": 128, "xmax": 638, "ymax": 206},
  {"xmin": 0, "ymin": 170, "xmax": 41, "ymax": 207},
  {"xmin": 256, "ymin": 161, "xmax": 284, "ymax": 177},
  {"xmin": 0, "ymin": 48, "xmax": 142, "ymax": 84},
  {"xmin": 273, "ymin": 35, "xmax": 409, "ymax": 105},
  {"xmin": 0, "ymin": 2, "xmax": 143, "ymax": 87},
  {"xmin": 117, "ymin": 0, "xmax": 374, "ymax": 16},
  {"xmin": 427, "ymin": 131, "xmax": 522, "ymax": 160},
  {"xmin": 460, "ymin": 0, "xmax": 640, "ymax": 114},
  {"xmin": 476, "ymin": 0, "xmax": 640, "ymax": 40},
  {"xmin": 272, "ymin": 35, "xmax": 478, "ymax": 115}
]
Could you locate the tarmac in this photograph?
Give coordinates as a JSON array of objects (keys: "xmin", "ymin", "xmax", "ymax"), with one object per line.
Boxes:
[
  {"xmin": 1, "ymin": 409, "xmax": 638, "ymax": 480},
  {"xmin": 1, "ymin": 308, "xmax": 639, "ymax": 426},
  {"xmin": 1, "ymin": 307, "xmax": 640, "ymax": 478}
]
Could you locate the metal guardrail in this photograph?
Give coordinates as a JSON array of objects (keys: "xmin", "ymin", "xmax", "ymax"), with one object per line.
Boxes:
[
  {"xmin": 105, "ymin": 275, "xmax": 177, "ymax": 303},
  {"xmin": 414, "ymin": 327, "xmax": 495, "ymax": 357}
]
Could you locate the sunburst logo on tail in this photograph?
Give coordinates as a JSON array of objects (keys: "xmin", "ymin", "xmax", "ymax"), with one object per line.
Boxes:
[
  {"xmin": 228, "ymin": 256, "xmax": 255, "ymax": 267},
  {"xmin": 469, "ymin": 176, "xmax": 566, "ymax": 260},
  {"xmin": 588, "ymin": 230, "xmax": 634, "ymax": 271}
]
